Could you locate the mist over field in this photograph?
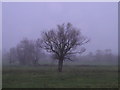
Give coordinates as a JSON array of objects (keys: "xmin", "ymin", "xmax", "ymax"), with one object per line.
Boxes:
[{"xmin": 2, "ymin": 2, "xmax": 118, "ymax": 88}]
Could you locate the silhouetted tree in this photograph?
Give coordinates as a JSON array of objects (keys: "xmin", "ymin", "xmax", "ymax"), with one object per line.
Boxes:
[
  {"xmin": 16, "ymin": 38, "xmax": 41, "ymax": 65},
  {"xmin": 95, "ymin": 50, "xmax": 103, "ymax": 61},
  {"xmin": 8, "ymin": 47, "xmax": 17, "ymax": 64},
  {"xmin": 37, "ymin": 23, "xmax": 89, "ymax": 72},
  {"xmin": 87, "ymin": 52, "xmax": 94, "ymax": 61},
  {"xmin": 104, "ymin": 49, "xmax": 113, "ymax": 61},
  {"xmin": 33, "ymin": 41, "xmax": 41, "ymax": 65}
]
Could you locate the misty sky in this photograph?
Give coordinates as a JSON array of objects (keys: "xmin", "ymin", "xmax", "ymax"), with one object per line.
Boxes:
[{"xmin": 2, "ymin": 2, "xmax": 118, "ymax": 55}]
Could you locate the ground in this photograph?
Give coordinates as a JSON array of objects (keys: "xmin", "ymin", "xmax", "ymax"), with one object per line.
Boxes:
[{"xmin": 2, "ymin": 65, "xmax": 118, "ymax": 88}]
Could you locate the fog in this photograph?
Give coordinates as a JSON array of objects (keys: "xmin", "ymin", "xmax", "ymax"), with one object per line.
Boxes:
[{"xmin": 2, "ymin": 2, "xmax": 118, "ymax": 55}]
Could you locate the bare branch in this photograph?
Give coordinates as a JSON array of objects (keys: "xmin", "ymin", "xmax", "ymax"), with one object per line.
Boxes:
[{"xmin": 38, "ymin": 23, "xmax": 89, "ymax": 62}]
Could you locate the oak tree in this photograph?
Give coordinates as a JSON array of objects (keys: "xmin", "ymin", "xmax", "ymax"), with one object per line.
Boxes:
[{"xmin": 38, "ymin": 23, "xmax": 89, "ymax": 72}]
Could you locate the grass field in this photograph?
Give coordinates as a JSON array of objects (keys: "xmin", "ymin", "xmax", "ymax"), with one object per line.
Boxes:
[{"xmin": 2, "ymin": 65, "xmax": 118, "ymax": 88}]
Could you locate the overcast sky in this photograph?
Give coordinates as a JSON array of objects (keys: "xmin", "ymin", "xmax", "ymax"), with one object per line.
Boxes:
[{"xmin": 2, "ymin": 2, "xmax": 118, "ymax": 55}]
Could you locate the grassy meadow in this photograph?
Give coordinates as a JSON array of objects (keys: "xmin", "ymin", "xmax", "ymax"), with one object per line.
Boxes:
[{"xmin": 2, "ymin": 65, "xmax": 118, "ymax": 88}]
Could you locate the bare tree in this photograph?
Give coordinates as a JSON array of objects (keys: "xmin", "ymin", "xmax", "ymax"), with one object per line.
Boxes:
[
  {"xmin": 32, "ymin": 41, "xmax": 41, "ymax": 65},
  {"xmin": 37, "ymin": 23, "xmax": 89, "ymax": 72},
  {"xmin": 16, "ymin": 38, "xmax": 41, "ymax": 65},
  {"xmin": 8, "ymin": 47, "xmax": 17, "ymax": 64}
]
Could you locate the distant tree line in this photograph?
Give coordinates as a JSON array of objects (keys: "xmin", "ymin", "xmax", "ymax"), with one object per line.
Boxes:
[
  {"xmin": 3, "ymin": 47, "xmax": 118, "ymax": 66},
  {"xmin": 75, "ymin": 49, "xmax": 118, "ymax": 65},
  {"xmin": 3, "ymin": 38, "xmax": 42, "ymax": 66}
]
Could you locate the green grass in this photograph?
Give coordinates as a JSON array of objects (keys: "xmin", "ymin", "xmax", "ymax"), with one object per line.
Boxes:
[{"xmin": 2, "ymin": 65, "xmax": 118, "ymax": 88}]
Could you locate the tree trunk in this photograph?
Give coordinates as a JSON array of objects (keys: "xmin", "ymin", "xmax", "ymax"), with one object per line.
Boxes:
[{"xmin": 58, "ymin": 59, "xmax": 63, "ymax": 72}]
